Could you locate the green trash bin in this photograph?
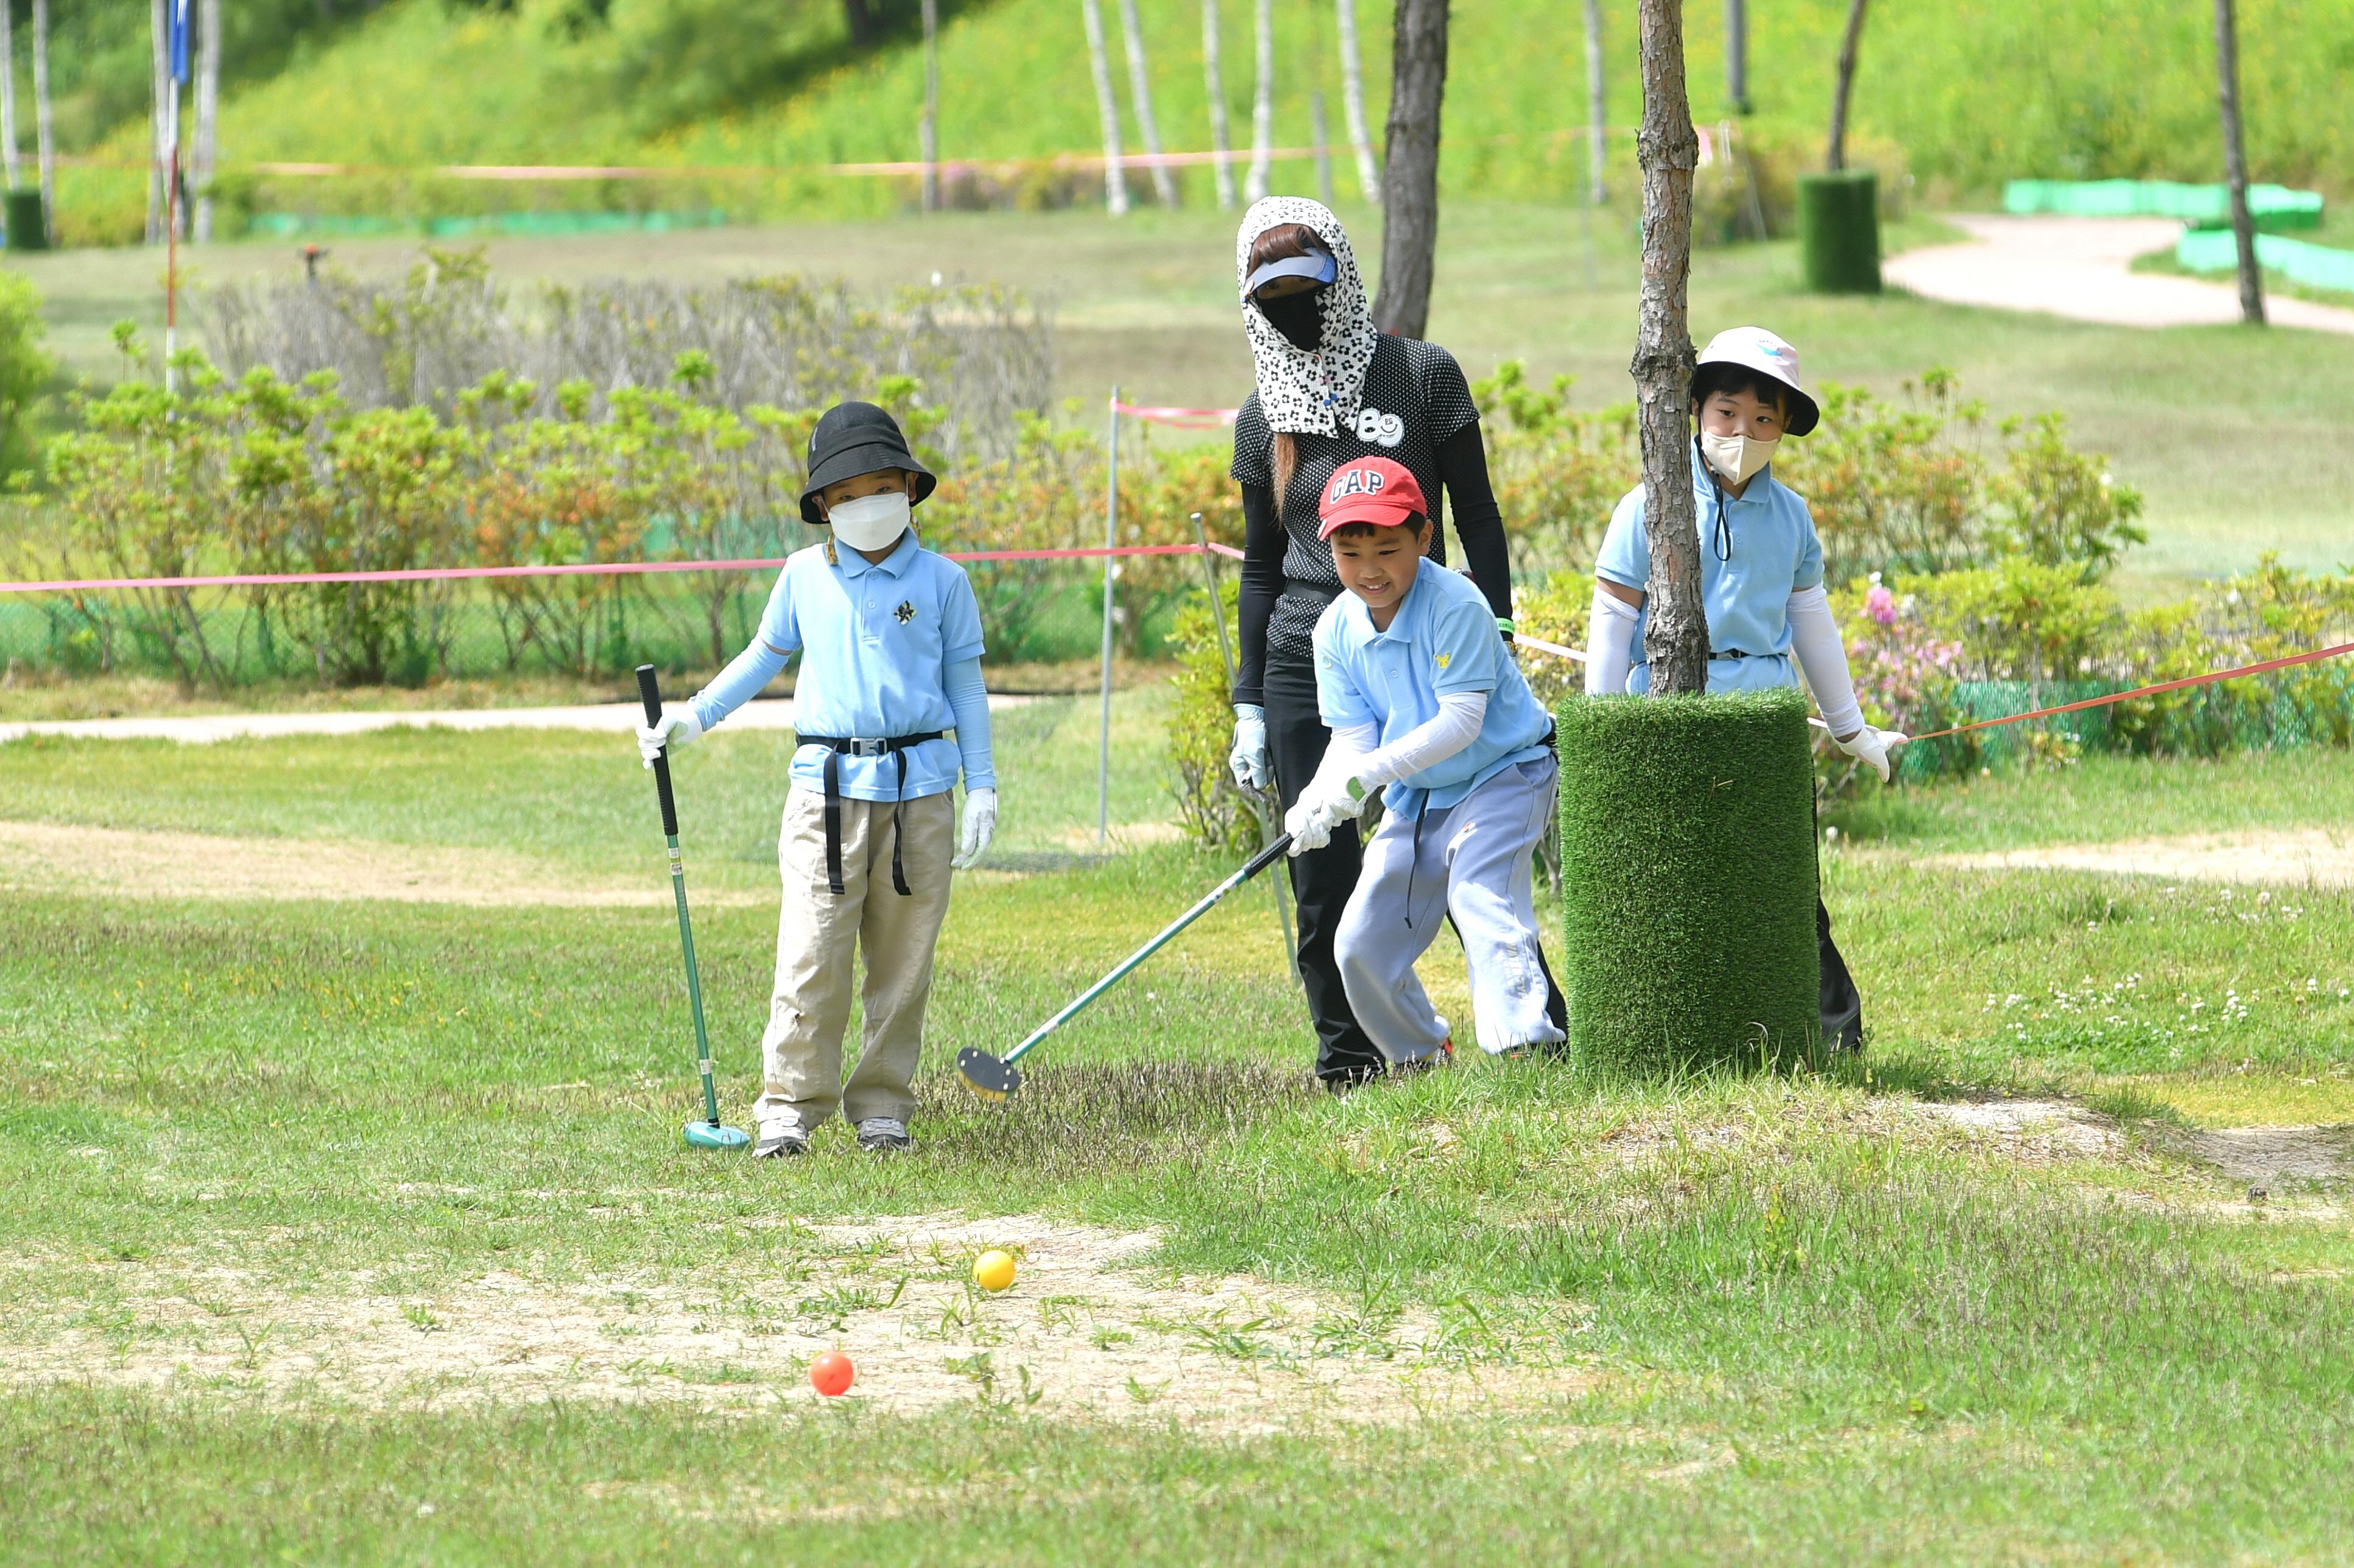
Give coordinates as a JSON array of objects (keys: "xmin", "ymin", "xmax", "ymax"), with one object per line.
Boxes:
[
  {"xmin": 4, "ymin": 189, "xmax": 48, "ymax": 253},
  {"xmin": 1798, "ymin": 169, "xmax": 1880, "ymax": 294}
]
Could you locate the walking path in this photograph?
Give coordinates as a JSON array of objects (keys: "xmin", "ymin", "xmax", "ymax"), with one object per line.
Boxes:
[
  {"xmin": 1886, "ymin": 214, "xmax": 2354, "ymax": 334},
  {"xmin": 0, "ymin": 694, "xmax": 1029, "ymax": 746}
]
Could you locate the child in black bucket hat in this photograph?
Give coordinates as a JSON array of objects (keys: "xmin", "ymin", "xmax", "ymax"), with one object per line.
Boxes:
[{"xmin": 636, "ymin": 401, "xmax": 996, "ymax": 1157}]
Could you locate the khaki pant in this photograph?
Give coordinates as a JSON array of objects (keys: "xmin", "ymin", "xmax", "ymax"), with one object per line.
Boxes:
[{"xmin": 752, "ymin": 786, "xmax": 955, "ymax": 1131}]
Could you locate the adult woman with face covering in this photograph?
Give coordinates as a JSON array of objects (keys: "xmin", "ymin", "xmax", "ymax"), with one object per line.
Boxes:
[{"xmin": 1224, "ymin": 196, "xmax": 1562, "ymax": 1090}]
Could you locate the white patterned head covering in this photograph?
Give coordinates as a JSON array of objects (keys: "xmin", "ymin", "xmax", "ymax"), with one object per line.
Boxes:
[{"xmin": 1236, "ymin": 196, "xmax": 1380, "ymax": 439}]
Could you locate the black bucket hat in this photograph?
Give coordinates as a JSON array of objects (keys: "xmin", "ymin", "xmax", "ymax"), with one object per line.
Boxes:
[{"xmin": 798, "ymin": 401, "xmax": 937, "ymax": 525}]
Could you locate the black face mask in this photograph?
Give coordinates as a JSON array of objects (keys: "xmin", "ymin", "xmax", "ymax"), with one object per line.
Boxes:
[{"xmin": 1256, "ymin": 289, "xmax": 1325, "ymax": 352}]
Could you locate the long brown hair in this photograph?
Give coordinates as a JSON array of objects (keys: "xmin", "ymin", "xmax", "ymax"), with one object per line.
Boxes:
[{"xmin": 1247, "ymin": 223, "xmax": 1322, "ymax": 511}]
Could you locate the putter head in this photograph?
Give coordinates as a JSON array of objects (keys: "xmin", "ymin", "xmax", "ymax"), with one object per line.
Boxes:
[
  {"xmin": 684, "ymin": 1119, "xmax": 750, "ymax": 1151},
  {"xmin": 957, "ymin": 1047, "xmax": 1021, "ymax": 1101}
]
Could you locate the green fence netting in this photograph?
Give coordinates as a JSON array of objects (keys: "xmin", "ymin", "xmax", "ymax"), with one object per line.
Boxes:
[
  {"xmin": 2176, "ymin": 227, "xmax": 2354, "ymax": 295},
  {"xmin": 245, "ymin": 209, "xmax": 735, "ymax": 242},
  {"xmin": 2003, "ymin": 178, "xmax": 2323, "ymax": 231}
]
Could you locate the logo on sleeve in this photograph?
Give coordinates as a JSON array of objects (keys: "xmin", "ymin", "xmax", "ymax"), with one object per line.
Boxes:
[
  {"xmin": 1434, "ymin": 652, "xmax": 1450, "ymax": 670},
  {"xmin": 894, "ymin": 600, "xmax": 917, "ymax": 625}
]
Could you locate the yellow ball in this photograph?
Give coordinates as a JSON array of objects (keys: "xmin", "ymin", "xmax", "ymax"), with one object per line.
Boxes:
[{"xmin": 973, "ymin": 1249, "xmax": 1017, "ymax": 1292}]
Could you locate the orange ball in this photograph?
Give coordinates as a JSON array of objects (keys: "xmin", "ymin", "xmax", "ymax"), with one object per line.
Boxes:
[{"xmin": 809, "ymin": 1351, "xmax": 855, "ymax": 1397}]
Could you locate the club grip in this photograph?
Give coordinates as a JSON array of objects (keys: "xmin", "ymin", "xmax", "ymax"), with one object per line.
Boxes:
[{"xmin": 635, "ymin": 664, "xmax": 679, "ymax": 838}]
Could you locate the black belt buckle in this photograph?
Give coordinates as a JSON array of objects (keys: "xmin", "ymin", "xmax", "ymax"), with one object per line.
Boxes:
[{"xmin": 1709, "ymin": 649, "xmax": 1754, "ymax": 661}]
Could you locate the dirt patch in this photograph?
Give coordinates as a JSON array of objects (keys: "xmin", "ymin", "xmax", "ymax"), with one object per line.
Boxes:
[
  {"xmin": 1929, "ymin": 828, "xmax": 2354, "ymax": 889},
  {"xmin": 2168, "ymin": 1125, "xmax": 2354, "ymax": 1184},
  {"xmin": 0, "ymin": 1213, "xmax": 1590, "ymax": 1430},
  {"xmin": 1903, "ymin": 1099, "xmax": 2126, "ymax": 1162},
  {"xmin": 0, "ymin": 819, "xmax": 764, "ymax": 908}
]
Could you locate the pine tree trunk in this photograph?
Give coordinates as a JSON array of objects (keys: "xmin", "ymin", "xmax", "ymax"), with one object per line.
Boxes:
[
  {"xmin": 1246, "ymin": 0, "xmax": 1273, "ymax": 204},
  {"xmin": 1825, "ymin": 0, "xmax": 1867, "ymax": 171},
  {"xmin": 2213, "ymin": 0, "xmax": 2266, "ymax": 325},
  {"xmin": 1202, "ymin": 0, "xmax": 1235, "ymax": 208},
  {"xmin": 1333, "ymin": 0, "xmax": 1379, "ymax": 204},
  {"xmin": 1116, "ymin": 0, "xmax": 1179, "ymax": 206},
  {"xmin": 840, "ymin": 0, "xmax": 879, "ymax": 49},
  {"xmin": 1080, "ymin": 0, "xmax": 1130, "ymax": 214},
  {"xmin": 195, "ymin": 0, "xmax": 221, "ymax": 241},
  {"xmin": 1633, "ymin": 0, "xmax": 1707, "ymax": 695},
  {"xmin": 31, "ymin": 0, "xmax": 51, "ymax": 239},
  {"xmin": 1584, "ymin": 0, "xmax": 1607, "ymax": 205},
  {"xmin": 147, "ymin": 0, "xmax": 167, "ymax": 244},
  {"xmin": 920, "ymin": 0, "xmax": 939, "ymax": 212},
  {"xmin": 1373, "ymin": 0, "xmax": 1445, "ymax": 338}
]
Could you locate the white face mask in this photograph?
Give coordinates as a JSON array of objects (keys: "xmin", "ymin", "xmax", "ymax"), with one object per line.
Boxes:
[
  {"xmin": 826, "ymin": 490, "xmax": 912, "ymax": 552},
  {"xmin": 1701, "ymin": 428, "xmax": 1778, "ymax": 487}
]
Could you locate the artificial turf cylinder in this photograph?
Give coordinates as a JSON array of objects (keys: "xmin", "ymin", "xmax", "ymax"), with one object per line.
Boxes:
[
  {"xmin": 1554, "ymin": 688, "xmax": 1820, "ymax": 1074},
  {"xmin": 1797, "ymin": 170, "xmax": 1881, "ymax": 294}
]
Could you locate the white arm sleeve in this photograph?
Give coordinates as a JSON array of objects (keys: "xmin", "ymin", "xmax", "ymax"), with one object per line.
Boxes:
[
  {"xmin": 1303, "ymin": 720, "xmax": 1380, "ymax": 800},
  {"xmin": 1586, "ymin": 587, "xmax": 1638, "ymax": 695},
  {"xmin": 1353, "ymin": 691, "xmax": 1487, "ymax": 790},
  {"xmin": 1787, "ymin": 585, "xmax": 1865, "ymax": 740}
]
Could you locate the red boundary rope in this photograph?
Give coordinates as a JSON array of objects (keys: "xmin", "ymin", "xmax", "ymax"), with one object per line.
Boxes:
[{"xmin": 1905, "ymin": 640, "xmax": 2354, "ymax": 742}]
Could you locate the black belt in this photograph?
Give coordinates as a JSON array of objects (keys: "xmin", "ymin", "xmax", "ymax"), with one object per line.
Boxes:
[
  {"xmin": 1281, "ymin": 576, "xmax": 1341, "ymax": 605},
  {"xmin": 796, "ymin": 733, "xmax": 943, "ymax": 897},
  {"xmin": 1710, "ymin": 649, "xmax": 1759, "ymax": 661}
]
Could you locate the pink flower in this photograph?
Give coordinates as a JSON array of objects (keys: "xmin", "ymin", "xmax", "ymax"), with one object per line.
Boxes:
[{"xmin": 1866, "ymin": 585, "xmax": 1898, "ymax": 625}]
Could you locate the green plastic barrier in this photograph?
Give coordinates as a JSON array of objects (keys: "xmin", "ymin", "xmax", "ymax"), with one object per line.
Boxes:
[
  {"xmin": 2004, "ymin": 178, "xmax": 2322, "ymax": 231},
  {"xmin": 2176, "ymin": 227, "xmax": 2354, "ymax": 295}
]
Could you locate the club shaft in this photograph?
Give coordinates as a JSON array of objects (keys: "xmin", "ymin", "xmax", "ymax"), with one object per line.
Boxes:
[
  {"xmin": 1004, "ymin": 835, "xmax": 1291, "ymax": 1066},
  {"xmin": 668, "ymin": 835, "xmax": 721, "ymax": 1126}
]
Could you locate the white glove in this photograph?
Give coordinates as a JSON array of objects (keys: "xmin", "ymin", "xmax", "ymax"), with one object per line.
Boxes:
[
  {"xmin": 954, "ymin": 787, "xmax": 998, "ymax": 870},
  {"xmin": 1228, "ymin": 705, "xmax": 1272, "ymax": 791},
  {"xmin": 636, "ymin": 708, "xmax": 703, "ymax": 768},
  {"xmin": 1283, "ymin": 774, "xmax": 1364, "ymax": 856},
  {"xmin": 1834, "ymin": 725, "xmax": 1909, "ymax": 784}
]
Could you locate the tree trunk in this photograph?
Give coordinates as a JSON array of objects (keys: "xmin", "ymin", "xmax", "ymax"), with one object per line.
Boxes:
[
  {"xmin": 32, "ymin": 0, "xmax": 51, "ymax": 239},
  {"xmin": 1, "ymin": 2, "xmax": 18, "ymax": 192},
  {"xmin": 1116, "ymin": 0, "xmax": 1179, "ymax": 206},
  {"xmin": 1202, "ymin": 0, "xmax": 1235, "ymax": 209},
  {"xmin": 1825, "ymin": 0, "xmax": 1867, "ymax": 171},
  {"xmin": 1334, "ymin": 0, "xmax": 1380, "ymax": 203},
  {"xmin": 195, "ymin": 0, "xmax": 222, "ymax": 241},
  {"xmin": 2213, "ymin": 0, "xmax": 2266, "ymax": 325},
  {"xmin": 1245, "ymin": 0, "xmax": 1272, "ymax": 203},
  {"xmin": 1080, "ymin": 0, "xmax": 1130, "ymax": 214},
  {"xmin": 841, "ymin": 0, "xmax": 879, "ymax": 49},
  {"xmin": 1632, "ymin": 0, "xmax": 1707, "ymax": 696},
  {"xmin": 920, "ymin": 0, "xmax": 939, "ymax": 211},
  {"xmin": 1724, "ymin": 0, "xmax": 1748, "ymax": 114},
  {"xmin": 1583, "ymin": 0, "xmax": 1607, "ymax": 205},
  {"xmin": 147, "ymin": 0, "xmax": 167, "ymax": 244},
  {"xmin": 1373, "ymin": 0, "xmax": 1445, "ymax": 338}
]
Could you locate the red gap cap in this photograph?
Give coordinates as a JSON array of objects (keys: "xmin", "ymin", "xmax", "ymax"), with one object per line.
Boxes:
[{"xmin": 1317, "ymin": 455, "xmax": 1426, "ymax": 540}]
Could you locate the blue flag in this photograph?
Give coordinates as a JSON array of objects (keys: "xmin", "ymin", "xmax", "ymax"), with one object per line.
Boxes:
[{"xmin": 169, "ymin": 0, "xmax": 192, "ymax": 83}]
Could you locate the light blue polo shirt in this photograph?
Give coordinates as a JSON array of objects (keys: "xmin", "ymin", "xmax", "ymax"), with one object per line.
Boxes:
[
  {"xmin": 692, "ymin": 533, "xmax": 985, "ymax": 802},
  {"xmin": 1313, "ymin": 562, "xmax": 1554, "ymax": 820},
  {"xmin": 1594, "ymin": 443, "xmax": 1825, "ymax": 695}
]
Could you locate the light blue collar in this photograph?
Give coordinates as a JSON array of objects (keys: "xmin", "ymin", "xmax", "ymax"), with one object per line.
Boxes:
[{"xmin": 830, "ymin": 531, "xmax": 920, "ymax": 577}]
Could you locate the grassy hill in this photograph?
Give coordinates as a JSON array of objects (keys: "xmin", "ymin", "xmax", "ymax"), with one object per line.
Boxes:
[{"xmin": 46, "ymin": 0, "xmax": 2354, "ymax": 244}]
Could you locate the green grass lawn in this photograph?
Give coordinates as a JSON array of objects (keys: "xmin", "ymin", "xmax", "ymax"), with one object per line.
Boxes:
[{"xmin": 4, "ymin": 695, "xmax": 2353, "ymax": 1561}]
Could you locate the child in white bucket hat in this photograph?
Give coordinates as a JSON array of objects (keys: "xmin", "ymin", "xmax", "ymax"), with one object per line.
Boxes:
[{"xmin": 1585, "ymin": 326, "xmax": 1905, "ymax": 1051}]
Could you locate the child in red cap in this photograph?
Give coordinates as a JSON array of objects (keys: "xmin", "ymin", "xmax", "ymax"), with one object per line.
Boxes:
[{"xmin": 1284, "ymin": 457, "xmax": 1565, "ymax": 1069}]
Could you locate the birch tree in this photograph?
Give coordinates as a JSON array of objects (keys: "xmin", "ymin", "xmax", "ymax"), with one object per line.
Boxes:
[
  {"xmin": 1116, "ymin": 0, "xmax": 1179, "ymax": 206},
  {"xmin": 1632, "ymin": 0, "xmax": 1708, "ymax": 694},
  {"xmin": 2213, "ymin": 0, "xmax": 2265, "ymax": 325},
  {"xmin": 1081, "ymin": 0, "xmax": 1130, "ymax": 214},
  {"xmin": 920, "ymin": 0, "xmax": 939, "ymax": 212},
  {"xmin": 1373, "ymin": 0, "xmax": 1445, "ymax": 338},
  {"xmin": 1333, "ymin": 0, "xmax": 1378, "ymax": 204},
  {"xmin": 1, "ymin": 3, "xmax": 19, "ymax": 194},
  {"xmin": 1245, "ymin": 0, "xmax": 1272, "ymax": 203},
  {"xmin": 195, "ymin": 0, "xmax": 222, "ymax": 241},
  {"xmin": 1584, "ymin": 0, "xmax": 1606, "ymax": 205},
  {"xmin": 1202, "ymin": 0, "xmax": 1235, "ymax": 208},
  {"xmin": 1724, "ymin": 0, "xmax": 1748, "ymax": 114},
  {"xmin": 32, "ymin": 0, "xmax": 51, "ymax": 239},
  {"xmin": 147, "ymin": 0, "xmax": 167, "ymax": 244}
]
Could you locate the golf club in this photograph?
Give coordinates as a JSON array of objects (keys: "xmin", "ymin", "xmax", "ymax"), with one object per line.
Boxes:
[
  {"xmin": 638, "ymin": 665, "xmax": 750, "ymax": 1151},
  {"xmin": 958, "ymin": 831, "xmax": 1294, "ymax": 1099}
]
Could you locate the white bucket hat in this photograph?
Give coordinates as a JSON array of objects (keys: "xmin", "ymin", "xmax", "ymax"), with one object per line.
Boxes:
[{"xmin": 1693, "ymin": 326, "xmax": 1820, "ymax": 437}]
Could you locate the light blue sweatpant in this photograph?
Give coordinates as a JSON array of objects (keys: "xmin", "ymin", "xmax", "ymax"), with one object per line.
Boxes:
[{"xmin": 1334, "ymin": 755, "xmax": 1566, "ymax": 1063}]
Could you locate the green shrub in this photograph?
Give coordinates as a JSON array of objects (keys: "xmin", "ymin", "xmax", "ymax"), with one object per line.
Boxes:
[
  {"xmin": 1165, "ymin": 590, "xmax": 1264, "ymax": 856},
  {"xmin": 1556, "ymin": 688, "xmax": 1820, "ymax": 1076},
  {"xmin": 0, "ymin": 272, "xmax": 55, "ymax": 480}
]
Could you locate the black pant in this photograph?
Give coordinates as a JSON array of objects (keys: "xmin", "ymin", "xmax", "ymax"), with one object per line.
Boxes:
[
  {"xmin": 1263, "ymin": 656, "xmax": 1571, "ymax": 1081},
  {"xmin": 1819, "ymin": 899, "xmax": 1863, "ymax": 1052}
]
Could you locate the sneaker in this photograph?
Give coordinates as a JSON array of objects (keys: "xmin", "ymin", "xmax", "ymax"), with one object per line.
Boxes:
[
  {"xmin": 752, "ymin": 1119, "xmax": 810, "ymax": 1159},
  {"xmin": 855, "ymin": 1117, "xmax": 913, "ymax": 1153}
]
